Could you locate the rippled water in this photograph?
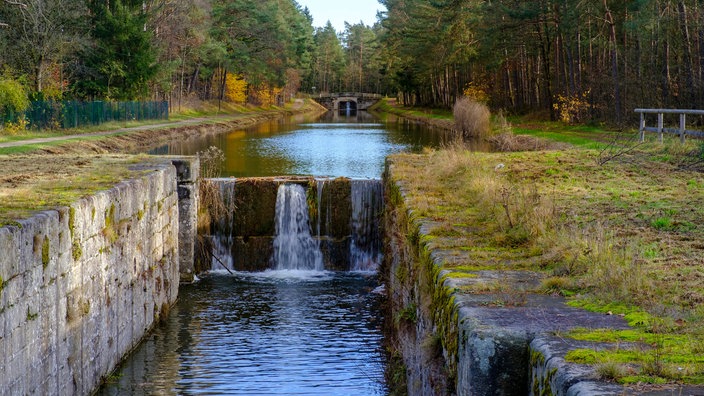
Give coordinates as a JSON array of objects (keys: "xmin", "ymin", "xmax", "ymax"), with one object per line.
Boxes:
[
  {"xmin": 106, "ymin": 111, "xmax": 447, "ymax": 395},
  {"xmin": 98, "ymin": 271, "xmax": 387, "ymax": 395}
]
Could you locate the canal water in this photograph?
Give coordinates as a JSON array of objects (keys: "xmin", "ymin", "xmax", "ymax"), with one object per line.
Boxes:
[
  {"xmin": 149, "ymin": 110, "xmax": 450, "ymax": 178},
  {"xmin": 99, "ymin": 110, "xmax": 446, "ymax": 395}
]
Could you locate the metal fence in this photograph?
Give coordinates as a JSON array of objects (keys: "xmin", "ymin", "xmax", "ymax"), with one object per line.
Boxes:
[
  {"xmin": 635, "ymin": 108, "xmax": 704, "ymax": 143},
  {"xmin": 1, "ymin": 100, "xmax": 169, "ymax": 130}
]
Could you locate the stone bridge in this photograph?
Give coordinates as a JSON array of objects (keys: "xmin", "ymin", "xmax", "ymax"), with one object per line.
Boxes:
[{"xmin": 312, "ymin": 93, "xmax": 382, "ymax": 111}]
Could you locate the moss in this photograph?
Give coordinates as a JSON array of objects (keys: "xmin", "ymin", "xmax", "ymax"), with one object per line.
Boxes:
[
  {"xmin": 0, "ymin": 220, "xmax": 23, "ymax": 229},
  {"xmin": 41, "ymin": 236, "xmax": 50, "ymax": 269},
  {"xmin": 442, "ymin": 271, "xmax": 478, "ymax": 279},
  {"xmin": 530, "ymin": 350, "xmax": 546, "ymax": 367},
  {"xmin": 396, "ymin": 303, "xmax": 418, "ymax": 324},
  {"xmin": 105, "ymin": 203, "xmax": 115, "ymax": 228},
  {"xmin": 26, "ymin": 306, "xmax": 38, "ymax": 321},
  {"xmin": 68, "ymin": 207, "xmax": 76, "ymax": 238},
  {"xmin": 137, "ymin": 209, "xmax": 145, "ymax": 221},
  {"xmin": 565, "ymin": 349, "xmax": 598, "ymax": 364},
  {"xmin": 72, "ymin": 239, "xmax": 82, "ymax": 261}
]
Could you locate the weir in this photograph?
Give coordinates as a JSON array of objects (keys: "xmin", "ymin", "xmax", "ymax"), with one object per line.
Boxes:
[{"xmin": 202, "ymin": 177, "xmax": 383, "ymax": 272}]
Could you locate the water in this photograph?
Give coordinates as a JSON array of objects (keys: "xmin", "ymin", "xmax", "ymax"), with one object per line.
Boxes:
[
  {"xmin": 149, "ymin": 111, "xmax": 451, "ymax": 178},
  {"xmin": 105, "ymin": 110, "xmax": 444, "ymax": 395},
  {"xmin": 98, "ymin": 272, "xmax": 387, "ymax": 395},
  {"xmin": 272, "ymin": 184, "xmax": 324, "ymax": 271},
  {"xmin": 350, "ymin": 180, "xmax": 383, "ymax": 271}
]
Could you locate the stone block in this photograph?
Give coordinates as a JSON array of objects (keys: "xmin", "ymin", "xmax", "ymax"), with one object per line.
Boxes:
[
  {"xmin": 171, "ymin": 157, "xmax": 199, "ymax": 184},
  {"xmin": 230, "ymin": 236, "xmax": 275, "ymax": 271}
]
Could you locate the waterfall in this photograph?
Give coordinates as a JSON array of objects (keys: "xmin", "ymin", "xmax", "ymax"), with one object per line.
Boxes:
[
  {"xmin": 272, "ymin": 184, "xmax": 324, "ymax": 271},
  {"xmin": 350, "ymin": 179, "xmax": 383, "ymax": 271},
  {"xmin": 316, "ymin": 178, "xmax": 329, "ymax": 239},
  {"xmin": 211, "ymin": 179, "xmax": 236, "ymax": 271}
]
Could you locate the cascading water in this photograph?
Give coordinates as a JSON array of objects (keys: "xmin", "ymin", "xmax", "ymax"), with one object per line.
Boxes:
[
  {"xmin": 210, "ymin": 179, "xmax": 236, "ymax": 271},
  {"xmin": 350, "ymin": 179, "xmax": 383, "ymax": 271},
  {"xmin": 272, "ymin": 183, "xmax": 324, "ymax": 271},
  {"xmin": 316, "ymin": 178, "xmax": 329, "ymax": 239}
]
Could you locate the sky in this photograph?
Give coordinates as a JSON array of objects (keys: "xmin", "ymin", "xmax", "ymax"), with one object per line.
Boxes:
[{"xmin": 297, "ymin": 0, "xmax": 386, "ymax": 33}]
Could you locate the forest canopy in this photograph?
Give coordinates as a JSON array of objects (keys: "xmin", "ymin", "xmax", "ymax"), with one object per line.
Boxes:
[{"xmin": 1, "ymin": 0, "xmax": 703, "ymax": 123}]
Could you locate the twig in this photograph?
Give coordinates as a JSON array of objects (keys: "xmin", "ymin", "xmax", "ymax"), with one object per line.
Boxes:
[{"xmin": 211, "ymin": 253, "xmax": 234, "ymax": 275}]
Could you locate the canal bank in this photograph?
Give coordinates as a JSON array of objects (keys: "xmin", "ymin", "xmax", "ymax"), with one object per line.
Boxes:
[
  {"xmin": 0, "ymin": 157, "xmax": 198, "ymax": 395},
  {"xmin": 383, "ymin": 148, "xmax": 704, "ymax": 395}
]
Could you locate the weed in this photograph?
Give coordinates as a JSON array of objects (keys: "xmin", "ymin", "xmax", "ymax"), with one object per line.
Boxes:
[
  {"xmin": 453, "ymin": 96, "xmax": 490, "ymax": 139},
  {"xmin": 595, "ymin": 361, "xmax": 628, "ymax": 381},
  {"xmin": 396, "ymin": 303, "xmax": 417, "ymax": 325}
]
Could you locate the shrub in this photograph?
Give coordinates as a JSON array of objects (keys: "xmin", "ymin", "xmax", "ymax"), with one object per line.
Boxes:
[
  {"xmin": 0, "ymin": 78, "xmax": 29, "ymax": 132},
  {"xmin": 453, "ymin": 96, "xmax": 490, "ymax": 139}
]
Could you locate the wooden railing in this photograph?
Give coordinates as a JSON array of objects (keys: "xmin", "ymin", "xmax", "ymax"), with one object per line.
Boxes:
[{"xmin": 635, "ymin": 108, "xmax": 704, "ymax": 143}]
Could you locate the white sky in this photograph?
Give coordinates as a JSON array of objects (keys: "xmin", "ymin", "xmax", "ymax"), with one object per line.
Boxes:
[{"xmin": 297, "ymin": 0, "xmax": 385, "ymax": 32}]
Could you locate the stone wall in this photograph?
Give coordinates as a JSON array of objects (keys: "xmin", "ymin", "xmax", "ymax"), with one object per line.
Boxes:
[
  {"xmin": 382, "ymin": 165, "xmax": 660, "ymax": 396},
  {"xmin": 202, "ymin": 177, "xmax": 381, "ymax": 272},
  {"xmin": 0, "ymin": 161, "xmax": 183, "ymax": 396}
]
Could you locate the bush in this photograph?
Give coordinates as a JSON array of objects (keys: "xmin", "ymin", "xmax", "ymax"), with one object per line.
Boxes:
[
  {"xmin": 0, "ymin": 78, "xmax": 29, "ymax": 132},
  {"xmin": 453, "ymin": 96, "xmax": 490, "ymax": 139}
]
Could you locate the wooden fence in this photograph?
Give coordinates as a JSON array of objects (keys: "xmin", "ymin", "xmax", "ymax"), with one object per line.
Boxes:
[{"xmin": 635, "ymin": 108, "xmax": 704, "ymax": 143}]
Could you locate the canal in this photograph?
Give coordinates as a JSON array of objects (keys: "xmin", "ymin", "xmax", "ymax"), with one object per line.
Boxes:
[{"xmin": 99, "ymin": 110, "xmax": 447, "ymax": 395}]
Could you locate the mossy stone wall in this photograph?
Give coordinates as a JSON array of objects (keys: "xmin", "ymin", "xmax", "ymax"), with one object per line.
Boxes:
[{"xmin": 0, "ymin": 161, "xmax": 181, "ymax": 395}]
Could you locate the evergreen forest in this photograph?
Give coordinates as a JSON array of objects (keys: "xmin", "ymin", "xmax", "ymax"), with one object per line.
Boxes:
[{"xmin": 2, "ymin": 0, "xmax": 704, "ymax": 124}]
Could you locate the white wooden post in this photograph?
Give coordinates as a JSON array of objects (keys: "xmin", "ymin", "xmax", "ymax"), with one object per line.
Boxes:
[
  {"xmin": 657, "ymin": 113, "xmax": 664, "ymax": 143},
  {"xmin": 639, "ymin": 112, "xmax": 645, "ymax": 142},
  {"xmin": 679, "ymin": 113, "xmax": 686, "ymax": 143}
]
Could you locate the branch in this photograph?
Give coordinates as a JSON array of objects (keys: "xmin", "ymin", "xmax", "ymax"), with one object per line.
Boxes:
[{"xmin": 4, "ymin": 0, "xmax": 27, "ymax": 6}]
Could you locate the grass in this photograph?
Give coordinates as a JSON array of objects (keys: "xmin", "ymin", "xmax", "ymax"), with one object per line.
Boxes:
[
  {"xmin": 371, "ymin": 99, "xmax": 454, "ymax": 120},
  {"xmin": 387, "ymin": 133, "xmax": 704, "ymax": 385},
  {"xmin": 0, "ymin": 99, "xmax": 315, "ymax": 154},
  {"xmin": 0, "ymin": 154, "xmax": 162, "ymax": 224}
]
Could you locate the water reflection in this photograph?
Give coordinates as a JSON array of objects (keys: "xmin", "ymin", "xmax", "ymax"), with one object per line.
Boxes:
[
  {"xmin": 99, "ymin": 272, "xmax": 387, "ymax": 395},
  {"xmin": 149, "ymin": 111, "xmax": 453, "ymax": 178}
]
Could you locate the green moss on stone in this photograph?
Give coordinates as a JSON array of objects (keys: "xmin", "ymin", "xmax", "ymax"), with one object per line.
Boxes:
[
  {"xmin": 42, "ymin": 236, "xmax": 50, "ymax": 269},
  {"xmin": 68, "ymin": 207, "xmax": 76, "ymax": 238},
  {"xmin": 72, "ymin": 239, "xmax": 82, "ymax": 261}
]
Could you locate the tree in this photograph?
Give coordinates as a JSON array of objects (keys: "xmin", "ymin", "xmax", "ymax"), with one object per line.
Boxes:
[
  {"xmin": 0, "ymin": 0, "xmax": 88, "ymax": 95},
  {"xmin": 72, "ymin": 0, "xmax": 158, "ymax": 100},
  {"xmin": 307, "ymin": 22, "xmax": 346, "ymax": 93},
  {"xmin": 211, "ymin": 0, "xmax": 314, "ymax": 103}
]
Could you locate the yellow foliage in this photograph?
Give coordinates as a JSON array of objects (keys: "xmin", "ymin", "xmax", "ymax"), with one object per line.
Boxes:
[
  {"xmin": 463, "ymin": 81, "xmax": 489, "ymax": 104},
  {"xmin": 225, "ymin": 74, "xmax": 247, "ymax": 104},
  {"xmin": 553, "ymin": 90, "xmax": 590, "ymax": 124},
  {"xmin": 2, "ymin": 116, "xmax": 28, "ymax": 135},
  {"xmin": 249, "ymin": 84, "xmax": 283, "ymax": 107}
]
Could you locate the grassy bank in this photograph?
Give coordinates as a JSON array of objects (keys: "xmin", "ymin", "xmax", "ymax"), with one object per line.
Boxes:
[
  {"xmin": 0, "ymin": 154, "xmax": 163, "ymax": 225},
  {"xmin": 382, "ymin": 101, "xmax": 704, "ymax": 385},
  {"xmin": 0, "ymin": 99, "xmax": 325, "ymax": 223},
  {"xmin": 389, "ymin": 144, "xmax": 704, "ymax": 384},
  {"xmin": 0, "ymin": 99, "xmax": 323, "ymax": 155}
]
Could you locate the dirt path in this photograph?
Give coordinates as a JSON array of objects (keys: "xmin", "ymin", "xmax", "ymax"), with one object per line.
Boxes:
[{"xmin": 0, "ymin": 115, "xmax": 238, "ymax": 149}]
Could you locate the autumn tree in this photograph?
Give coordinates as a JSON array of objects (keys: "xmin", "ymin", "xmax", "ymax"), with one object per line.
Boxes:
[{"xmin": 0, "ymin": 0, "xmax": 88, "ymax": 96}]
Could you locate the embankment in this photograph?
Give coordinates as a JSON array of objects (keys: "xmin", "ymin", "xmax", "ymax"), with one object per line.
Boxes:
[
  {"xmin": 383, "ymin": 153, "xmax": 702, "ymax": 395},
  {"xmin": 0, "ymin": 158, "xmax": 198, "ymax": 395}
]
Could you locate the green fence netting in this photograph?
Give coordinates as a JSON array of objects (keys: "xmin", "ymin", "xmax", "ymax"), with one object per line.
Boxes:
[{"xmin": 1, "ymin": 100, "xmax": 169, "ymax": 130}]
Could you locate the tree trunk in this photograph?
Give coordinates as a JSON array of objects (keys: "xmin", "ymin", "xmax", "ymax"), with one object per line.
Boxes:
[
  {"xmin": 677, "ymin": 1, "xmax": 695, "ymax": 105},
  {"xmin": 603, "ymin": 0, "xmax": 621, "ymax": 123}
]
